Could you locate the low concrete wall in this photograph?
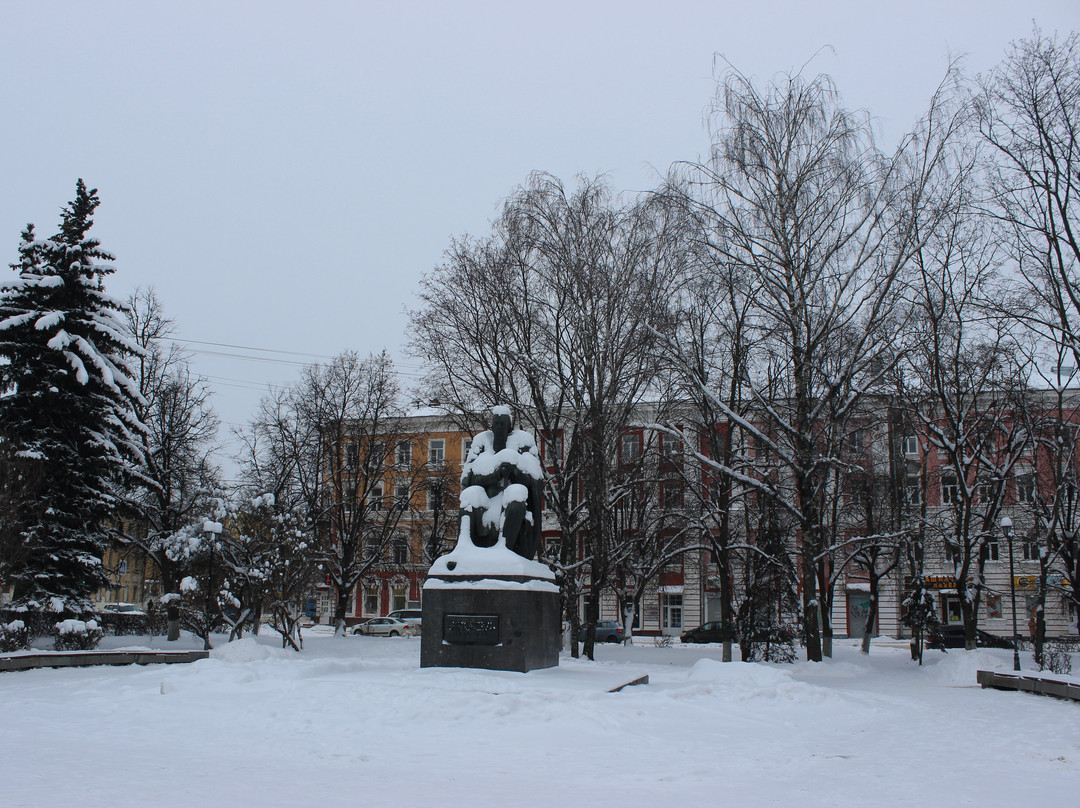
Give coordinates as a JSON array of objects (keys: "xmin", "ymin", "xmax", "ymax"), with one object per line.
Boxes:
[
  {"xmin": 976, "ymin": 669, "xmax": 1080, "ymax": 702},
  {"xmin": 0, "ymin": 650, "xmax": 208, "ymax": 673}
]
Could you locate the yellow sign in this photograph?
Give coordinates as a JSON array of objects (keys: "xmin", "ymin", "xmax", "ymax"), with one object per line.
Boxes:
[{"xmin": 1014, "ymin": 575, "xmax": 1073, "ymax": 591}]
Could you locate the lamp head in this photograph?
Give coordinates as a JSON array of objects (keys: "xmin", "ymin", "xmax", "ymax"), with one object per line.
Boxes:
[{"xmin": 1000, "ymin": 516, "xmax": 1012, "ymax": 531}]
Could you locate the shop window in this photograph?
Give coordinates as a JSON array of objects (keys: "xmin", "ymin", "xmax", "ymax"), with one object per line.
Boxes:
[{"xmin": 943, "ymin": 595, "xmax": 963, "ymax": 624}]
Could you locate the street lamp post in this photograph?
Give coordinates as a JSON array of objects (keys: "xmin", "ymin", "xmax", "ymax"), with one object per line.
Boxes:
[{"xmin": 1001, "ymin": 516, "xmax": 1021, "ymax": 672}]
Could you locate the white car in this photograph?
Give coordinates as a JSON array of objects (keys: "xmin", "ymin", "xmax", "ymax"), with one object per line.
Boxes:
[
  {"xmin": 352, "ymin": 617, "xmax": 415, "ymax": 637},
  {"xmin": 386, "ymin": 609, "xmax": 422, "ymax": 631}
]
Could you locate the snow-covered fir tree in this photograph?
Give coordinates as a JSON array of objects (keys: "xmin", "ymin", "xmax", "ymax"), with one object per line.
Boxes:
[{"xmin": 0, "ymin": 180, "xmax": 146, "ymax": 618}]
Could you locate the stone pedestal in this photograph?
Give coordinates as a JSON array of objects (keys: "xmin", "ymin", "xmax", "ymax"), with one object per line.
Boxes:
[{"xmin": 420, "ymin": 577, "xmax": 560, "ymax": 672}]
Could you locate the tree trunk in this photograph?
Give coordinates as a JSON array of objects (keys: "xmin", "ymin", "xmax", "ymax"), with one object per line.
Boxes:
[{"xmin": 861, "ymin": 583, "xmax": 878, "ymax": 655}]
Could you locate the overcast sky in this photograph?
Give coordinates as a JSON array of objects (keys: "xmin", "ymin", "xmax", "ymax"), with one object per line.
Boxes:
[{"xmin": 1, "ymin": 1, "xmax": 1076, "ymax": 480}]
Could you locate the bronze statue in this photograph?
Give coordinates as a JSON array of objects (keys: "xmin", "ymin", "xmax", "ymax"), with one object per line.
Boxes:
[{"xmin": 459, "ymin": 407, "xmax": 544, "ymax": 560}]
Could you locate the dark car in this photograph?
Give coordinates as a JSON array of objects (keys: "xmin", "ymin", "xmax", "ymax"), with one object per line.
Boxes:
[
  {"xmin": 577, "ymin": 620, "xmax": 626, "ymax": 643},
  {"xmin": 680, "ymin": 621, "xmax": 736, "ymax": 644}
]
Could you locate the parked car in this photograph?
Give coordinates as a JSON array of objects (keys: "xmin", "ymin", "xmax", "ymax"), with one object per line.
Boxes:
[
  {"xmin": 577, "ymin": 620, "xmax": 626, "ymax": 643},
  {"xmin": 680, "ymin": 621, "xmax": 736, "ymax": 644},
  {"xmin": 352, "ymin": 617, "xmax": 415, "ymax": 637},
  {"xmin": 387, "ymin": 609, "xmax": 423, "ymax": 630},
  {"xmin": 102, "ymin": 603, "xmax": 146, "ymax": 615}
]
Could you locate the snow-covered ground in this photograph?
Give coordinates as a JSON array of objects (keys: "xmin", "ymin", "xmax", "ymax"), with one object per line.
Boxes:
[{"xmin": 1, "ymin": 630, "xmax": 1077, "ymax": 807}]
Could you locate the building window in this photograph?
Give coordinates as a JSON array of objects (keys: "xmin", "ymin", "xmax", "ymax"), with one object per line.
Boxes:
[
  {"xmin": 542, "ymin": 433, "xmax": 560, "ymax": 464},
  {"xmin": 982, "ymin": 539, "xmax": 1000, "ymax": 562},
  {"xmin": 395, "ymin": 440, "xmax": 412, "ymax": 468},
  {"xmin": 905, "ymin": 476, "xmax": 922, "ymax": 505},
  {"xmin": 392, "ymin": 539, "xmax": 409, "ymax": 565},
  {"xmin": 428, "ymin": 439, "xmax": 445, "ymax": 467},
  {"xmin": 1016, "ymin": 472, "xmax": 1035, "ymax": 504},
  {"xmin": 661, "ymin": 432, "xmax": 682, "ymax": 459},
  {"xmin": 1022, "ymin": 540, "xmax": 1039, "ymax": 561},
  {"xmin": 364, "ymin": 587, "xmax": 379, "ymax": 615},
  {"xmin": 621, "ymin": 433, "xmax": 640, "ymax": 462},
  {"xmin": 943, "ymin": 595, "xmax": 963, "ymax": 624},
  {"xmin": 941, "ymin": 474, "xmax": 959, "ymax": 505},
  {"xmin": 395, "ymin": 482, "xmax": 410, "ymax": 508},
  {"xmin": 462, "ymin": 437, "xmax": 473, "ymax": 461},
  {"xmin": 427, "ymin": 483, "xmax": 443, "ymax": 513},
  {"xmin": 902, "ymin": 434, "xmax": 919, "ymax": 456},
  {"xmin": 661, "ymin": 594, "xmax": 683, "ymax": 630},
  {"xmin": 369, "ymin": 485, "xmax": 384, "ymax": 511},
  {"xmin": 365, "ymin": 536, "xmax": 383, "ymax": 561},
  {"xmin": 392, "ymin": 587, "xmax": 407, "ymax": 613},
  {"xmin": 661, "ymin": 480, "xmax": 684, "ymax": 509},
  {"xmin": 343, "ymin": 442, "xmax": 358, "ymax": 471},
  {"xmin": 847, "ymin": 429, "xmax": 866, "ymax": 454},
  {"xmin": 977, "ymin": 479, "xmax": 996, "ymax": 504}
]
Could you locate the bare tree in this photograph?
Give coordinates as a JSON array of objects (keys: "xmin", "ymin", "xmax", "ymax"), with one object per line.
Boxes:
[
  {"xmin": 121, "ymin": 288, "xmax": 221, "ymax": 596},
  {"xmin": 242, "ymin": 350, "xmax": 420, "ymax": 636},
  {"xmin": 410, "ymin": 173, "xmax": 685, "ymax": 658},
  {"xmin": 905, "ymin": 189, "xmax": 1032, "ymax": 649},
  {"xmin": 979, "ymin": 28, "xmax": 1080, "ymax": 369},
  {"xmin": 663, "ymin": 65, "xmax": 963, "ymax": 660},
  {"xmin": 979, "ymin": 28, "xmax": 1080, "ymax": 648}
]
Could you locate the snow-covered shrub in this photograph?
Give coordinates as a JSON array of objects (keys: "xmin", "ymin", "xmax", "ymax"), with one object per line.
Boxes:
[
  {"xmin": 1041, "ymin": 640, "xmax": 1073, "ymax": 676},
  {"xmin": 99, "ymin": 611, "xmax": 150, "ymax": 636},
  {"xmin": 53, "ymin": 619, "xmax": 104, "ymax": 651},
  {"xmin": 653, "ymin": 635, "xmax": 673, "ymax": 648},
  {"xmin": 0, "ymin": 606, "xmax": 54, "ymax": 642},
  {"xmin": 0, "ymin": 620, "xmax": 30, "ymax": 652}
]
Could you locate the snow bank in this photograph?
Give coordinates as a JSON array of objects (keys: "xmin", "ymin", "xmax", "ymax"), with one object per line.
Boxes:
[
  {"xmin": 209, "ymin": 637, "xmax": 292, "ymax": 663},
  {"xmin": 924, "ymin": 648, "xmax": 1008, "ymax": 684}
]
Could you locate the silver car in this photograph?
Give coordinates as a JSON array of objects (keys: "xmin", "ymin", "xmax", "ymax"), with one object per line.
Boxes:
[{"xmin": 353, "ymin": 617, "xmax": 415, "ymax": 637}]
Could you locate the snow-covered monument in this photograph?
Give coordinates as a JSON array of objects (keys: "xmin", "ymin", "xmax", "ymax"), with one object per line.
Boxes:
[{"xmin": 420, "ymin": 407, "xmax": 560, "ymax": 671}]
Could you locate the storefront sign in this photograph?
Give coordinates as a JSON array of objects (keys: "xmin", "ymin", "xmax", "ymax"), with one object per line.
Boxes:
[{"xmin": 1014, "ymin": 574, "xmax": 1073, "ymax": 591}]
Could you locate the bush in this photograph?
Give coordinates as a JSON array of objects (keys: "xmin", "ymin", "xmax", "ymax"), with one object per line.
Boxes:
[
  {"xmin": 0, "ymin": 620, "xmax": 30, "ymax": 652},
  {"xmin": 53, "ymin": 619, "xmax": 104, "ymax": 651},
  {"xmin": 1041, "ymin": 640, "xmax": 1074, "ymax": 676},
  {"xmin": 99, "ymin": 611, "xmax": 151, "ymax": 636},
  {"xmin": 653, "ymin": 635, "xmax": 674, "ymax": 648},
  {"xmin": 0, "ymin": 607, "xmax": 55, "ymax": 642}
]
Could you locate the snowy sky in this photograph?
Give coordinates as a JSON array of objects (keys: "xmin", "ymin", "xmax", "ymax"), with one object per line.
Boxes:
[{"xmin": 1, "ymin": 1, "xmax": 1076, "ymax": 480}]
